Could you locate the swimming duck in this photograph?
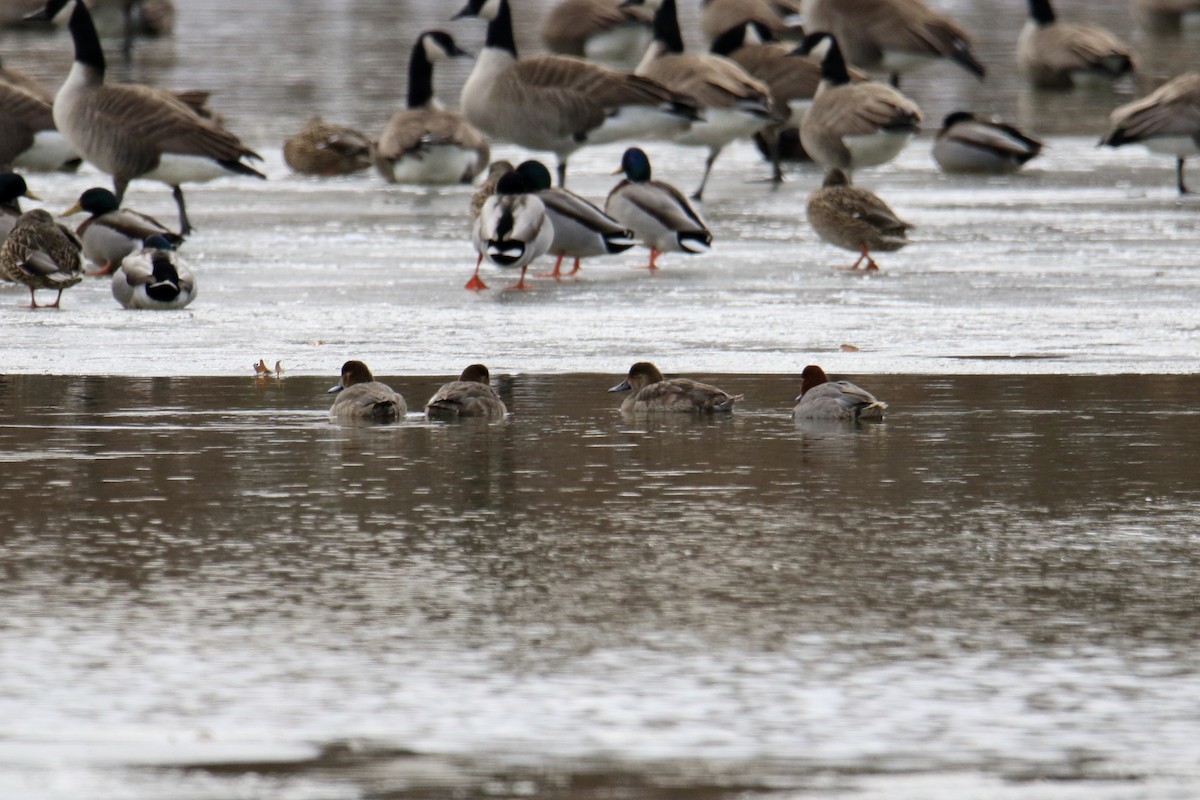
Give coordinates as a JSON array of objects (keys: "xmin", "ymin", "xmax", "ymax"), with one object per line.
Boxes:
[
  {"xmin": 604, "ymin": 147, "xmax": 712, "ymax": 270},
  {"xmin": 932, "ymin": 111, "xmax": 1044, "ymax": 174},
  {"xmin": 62, "ymin": 186, "xmax": 183, "ymax": 275},
  {"xmin": 797, "ymin": 33, "xmax": 922, "ymax": 174},
  {"xmin": 1018, "ymin": 0, "xmax": 1134, "ymax": 89},
  {"xmin": 1100, "ymin": 72, "xmax": 1200, "ymax": 194},
  {"xmin": 0, "ymin": 208, "xmax": 84, "ymax": 308},
  {"xmin": 609, "ymin": 361, "xmax": 741, "ymax": 413},
  {"xmin": 806, "ymin": 168, "xmax": 911, "ymax": 271},
  {"xmin": 469, "ymin": 170, "xmax": 554, "ymax": 290},
  {"xmin": 793, "ymin": 364, "xmax": 887, "ymax": 420},
  {"xmin": 374, "ymin": 30, "xmax": 491, "ymax": 185},
  {"xmin": 628, "ymin": 0, "xmax": 781, "ymax": 199},
  {"xmin": 425, "ymin": 363, "xmax": 508, "ymax": 420},
  {"xmin": 540, "ymin": 0, "xmax": 653, "ymax": 67},
  {"xmin": 282, "ymin": 116, "xmax": 372, "ymax": 176},
  {"xmin": 111, "ymin": 234, "xmax": 195, "ymax": 309},
  {"xmin": 453, "ymin": 0, "xmax": 699, "ymax": 187},
  {"xmin": 50, "ymin": 0, "xmax": 263, "ymax": 234},
  {"xmin": 800, "ymin": 0, "xmax": 985, "ymax": 88},
  {"xmin": 0, "ymin": 172, "xmax": 40, "ymax": 243},
  {"xmin": 328, "ymin": 360, "xmax": 407, "ymax": 422},
  {"xmin": 515, "ymin": 159, "xmax": 635, "ymax": 278}
]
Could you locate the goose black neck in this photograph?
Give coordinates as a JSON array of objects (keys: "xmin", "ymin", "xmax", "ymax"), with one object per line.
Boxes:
[
  {"xmin": 653, "ymin": 0, "xmax": 686, "ymax": 54},
  {"xmin": 486, "ymin": 0, "xmax": 518, "ymax": 58},
  {"xmin": 819, "ymin": 35, "xmax": 850, "ymax": 85},
  {"xmin": 1028, "ymin": 0, "xmax": 1056, "ymax": 24},
  {"xmin": 69, "ymin": 1, "xmax": 106, "ymax": 77},
  {"xmin": 709, "ymin": 25, "xmax": 746, "ymax": 57},
  {"xmin": 407, "ymin": 39, "xmax": 435, "ymax": 108}
]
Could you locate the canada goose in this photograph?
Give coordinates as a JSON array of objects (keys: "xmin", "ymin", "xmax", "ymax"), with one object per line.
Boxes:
[
  {"xmin": 282, "ymin": 116, "xmax": 372, "ymax": 176},
  {"xmin": 62, "ymin": 186, "xmax": 182, "ymax": 274},
  {"xmin": 605, "ymin": 147, "xmax": 712, "ymax": 270},
  {"xmin": 1100, "ymin": 72, "xmax": 1200, "ymax": 194},
  {"xmin": 793, "ymin": 364, "xmax": 887, "ymax": 420},
  {"xmin": 425, "ymin": 364, "xmax": 508, "ymax": 419},
  {"xmin": 0, "ymin": 62, "xmax": 80, "ymax": 173},
  {"xmin": 0, "ymin": 208, "xmax": 84, "ymax": 308},
  {"xmin": 540, "ymin": 0, "xmax": 653, "ymax": 66},
  {"xmin": 374, "ymin": 30, "xmax": 490, "ymax": 185},
  {"xmin": 700, "ymin": 0, "xmax": 803, "ymax": 43},
  {"xmin": 932, "ymin": 111, "xmax": 1044, "ymax": 174},
  {"xmin": 801, "ymin": 0, "xmax": 984, "ymax": 88},
  {"xmin": 0, "ymin": 173, "xmax": 40, "ymax": 243},
  {"xmin": 50, "ymin": 0, "xmax": 263, "ymax": 235},
  {"xmin": 1018, "ymin": 0, "xmax": 1135, "ymax": 89},
  {"xmin": 608, "ymin": 362, "xmax": 741, "ymax": 413},
  {"xmin": 515, "ymin": 159, "xmax": 635, "ymax": 278},
  {"xmin": 1133, "ymin": 0, "xmax": 1200, "ymax": 34},
  {"xmin": 806, "ymin": 168, "xmax": 911, "ymax": 270},
  {"xmin": 24, "ymin": 0, "xmax": 175, "ymax": 62},
  {"xmin": 453, "ymin": 0, "xmax": 699, "ymax": 187},
  {"xmin": 630, "ymin": 0, "xmax": 780, "ymax": 198},
  {"xmin": 797, "ymin": 33, "xmax": 922, "ymax": 174},
  {"xmin": 469, "ymin": 169, "xmax": 554, "ymax": 290},
  {"xmin": 110, "ymin": 234, "xmax": 195, "ymax": 309},
  {"xmin": 328, "ymin": 360, "xmax": 407, "ymax": 422}
]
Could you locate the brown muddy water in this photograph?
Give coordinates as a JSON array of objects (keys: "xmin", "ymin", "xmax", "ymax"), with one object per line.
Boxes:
[{"xmin": 2, "ymin": 372, "xmax": 1200, "ymax": 799}]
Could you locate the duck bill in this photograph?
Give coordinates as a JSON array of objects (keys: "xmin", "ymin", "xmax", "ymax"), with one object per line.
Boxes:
[
  {"xmin": 62, "ymin": 201, "xmax": 83, "ymax": 216},
  {"xmin": 327, "ymin": 382, "xmax": 345, "ymax": 394},
  {"xmin": 608, "ymin": 379, "xmax": 632, "ymax": 393}
]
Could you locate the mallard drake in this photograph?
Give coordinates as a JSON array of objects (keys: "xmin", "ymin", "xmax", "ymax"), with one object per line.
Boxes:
[
  {"xmin": 1018, "ymin": 0, "xmax": 1134, "ymax": 89},
  {"xmin": 800, "ymin": 0, "xmax": 985, "ymax": 88},
  {"xmin": 453, "ymin": 0, "xmax": 699, "ymax": 187},
  {"xmin": 282, "ymin": 116, "xmax": 372, "ymax": 176},
  {"xmin": 374, "ymin": 30, "xmax": 491, "ymax": 185},
  {"xmin": 111, "ymin": 234, "xmax": 194, "ymax": 309},
  {"xmin": 49, "ymin": 0, "xmax": 263, "ymax": 234},
  {"xmin": 1101, "ymin": 72, "xmax": 1200, "ymax": 194},
  {"xmin": 933, "ymin": 111, "xmax": 1044, "ymax": 174},
  {"xmin": 62, "ymin": 186, "xmax": 183, "ymax": 275},
  {"xmin": 700, "ymin": 0, "xmax": 803, "ymax": 43},
  {"xmin": 806, "ymin": 168, "xmax": 911, "ymax": 270},
  {"xmin": 609, "ymin": 361, "xmax": 741, "ymax": 413},
  {"xmin": 515, "ymin": 160, "xmax": 635, "ymax": 278},
  {"xmin": 0, "ymin": 208, "xmax": 84, "ymax": 308},
  {"xmin": 793, "ymin": 364, "xmax": 887, "ymax": 420},
  {"xmin": 540, "ymin": 0, "xmax": 653, "ymax": 67},
  {"xmin": 425, "ymin": 364, "xmax": 508, "ymax": 419},
  {"xmin": 328, "ymin": 360, "xmax": 407, "ymax": 422},
  {"xmin": 469, "ymin": 170, "xmax": 554, "ymax": 290},
  {"xmin": 604, "ymin": 147, "xmax": 711, "ymax": 270},
  {"xmin": 0, "ymin": 172, "xmax": 40, "ymax": 243},
  {"xmin": 628, "ymin": 0, "xmax": 781, "ymax": 198},
  {"xmin": 0, "ymin": 60, "xmax": 80, "ymax": 173},
  {"xmin": 797, "ymin": 33, "xmax": 922, "ymax": 174}
]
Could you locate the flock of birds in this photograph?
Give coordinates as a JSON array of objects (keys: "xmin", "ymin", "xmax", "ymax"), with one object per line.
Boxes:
[{"xmin": 328, "ymin": 358, "xmax": 887, "ymax": 422}]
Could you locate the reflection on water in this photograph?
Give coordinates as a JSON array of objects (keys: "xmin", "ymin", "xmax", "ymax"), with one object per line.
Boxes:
[{"xmin": 2, "ymin": 373, "xmax": 1200, "ymax": 799}]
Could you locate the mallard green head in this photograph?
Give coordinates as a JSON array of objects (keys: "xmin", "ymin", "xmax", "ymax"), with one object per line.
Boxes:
[
  {"xmin": 515, "ymin": 161, "xmax": 553, "ymax": 192},
  {"xmin": 619, "ymin": 148, "xmax": 652, "ymax": 182},
  {"xmin": 64, "ymin": 187, "xmax": 120, "ymax": 217}
]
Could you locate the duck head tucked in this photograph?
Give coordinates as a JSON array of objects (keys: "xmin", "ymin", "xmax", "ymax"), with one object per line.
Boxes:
[{"xmin": 459, "ymin": 363, "xmax": 492, "ymax": 384}]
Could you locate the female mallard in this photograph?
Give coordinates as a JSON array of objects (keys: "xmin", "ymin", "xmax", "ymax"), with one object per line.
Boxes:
[
  {"xmin": 374, "ymin": 31, "xmax": 490, "ymax": 185},
  {"xmin": 62, "ymin": 186, "xmax": 183, "ymax": 275},
  {"xmin": 425, "ymin": 364, "xmax": 508, "ymax": 420},
  {"xmin": 933, "ymin": 111, "xmax": 1044, "ymax": 174},
  {"xmin": 1018, "ymin": 0, "xmax": 1134, "ymax": 89},
  {"xmin": 515, "ymin": 160, "xmax": 634, "ymax": 278},
  {"xmin": 282, "ymin": 116, "xmax": 372, "ymax": 176},
  {"xmin": 328, "ymin": 360, "xmax": 407, "ymax": 422},
  {"xmin": 111, "ymin": 234, "xmax": 195, "ymax": 309},
  {"xmin": 806, "ymin": 168, "xmax": 910, "ymax": 271},
  {"xmin": 604, "ymin": 147, "xmax": 711, "ymax": 270},
  {"xmin": 609, "ymin": 361, "xmax": 741, "ymax": 413},
  {"xmin": 1100, "ymin": 72, "xmax": 1200, "ymax": 194},
  {"xmin": 0, "ymin": 208, "xmax": 84, "ymax": 308},
  {"xmin": 793, "ymin": 364, "xmax": 887, "ymax": 420},
  {"xmin": 0, "ymin": 173, "xmax": 40, "ymax": 243},
  {"xmin": 469, "ymin": 170, "xmax": 554, "ymax": 291}
]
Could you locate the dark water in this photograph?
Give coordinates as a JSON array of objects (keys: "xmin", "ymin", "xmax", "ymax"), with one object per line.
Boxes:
[{"xmin": 3, "ymin": 373, "xmax": 1200, "ymax": 799}]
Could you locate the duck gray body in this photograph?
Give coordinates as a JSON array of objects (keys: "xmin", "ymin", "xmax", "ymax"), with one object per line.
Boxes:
[
  {"xmin": 933, "ymin": 111, "xmax": 1043, "ymax": 174},
  {"xmin": 425, "ymin": 364, "xmax": 508, "ymax": 419},
  {"xmin": 793, "ymin": 364, "xmax": 887, "ymax": 420},
  {"xmin": 328, "ymin": 360, "xmax": 407, "ymax": 422},
  {"xmin": 609, "ymin": 361, "xmax": 741, "ymax": 413},
  {"xmin": 111, "ymin": 238, "xmax": 195, "ymax": 310}
]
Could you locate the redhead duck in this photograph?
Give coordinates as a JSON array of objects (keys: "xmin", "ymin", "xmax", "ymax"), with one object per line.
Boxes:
[
  {"xmin": 609, "ymin": 361, "xmax": 741, "ymax": 413},
  {"xmin": 328, "ymin": 360, "xmax": 407, "ymax": 422}
]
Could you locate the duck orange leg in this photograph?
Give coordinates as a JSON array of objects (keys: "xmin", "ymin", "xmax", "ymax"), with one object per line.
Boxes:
[
  {"xmin": 838, "ymin": 243, "xmax": 879, "ymax": 271},
  {"xmin": 566, "ymin": 257, "xmax": 582, "ymax": 276},
  {"xmin": 510, "ymin": 265, "xmax": 531, "ymax": 291},
  {"xmin": 538, "ymin": 253, "xmax": 566, "ymax": 279},
  {"xmin": 465, "ymin": 253, "xmax": 488, "ymax": 290}
]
